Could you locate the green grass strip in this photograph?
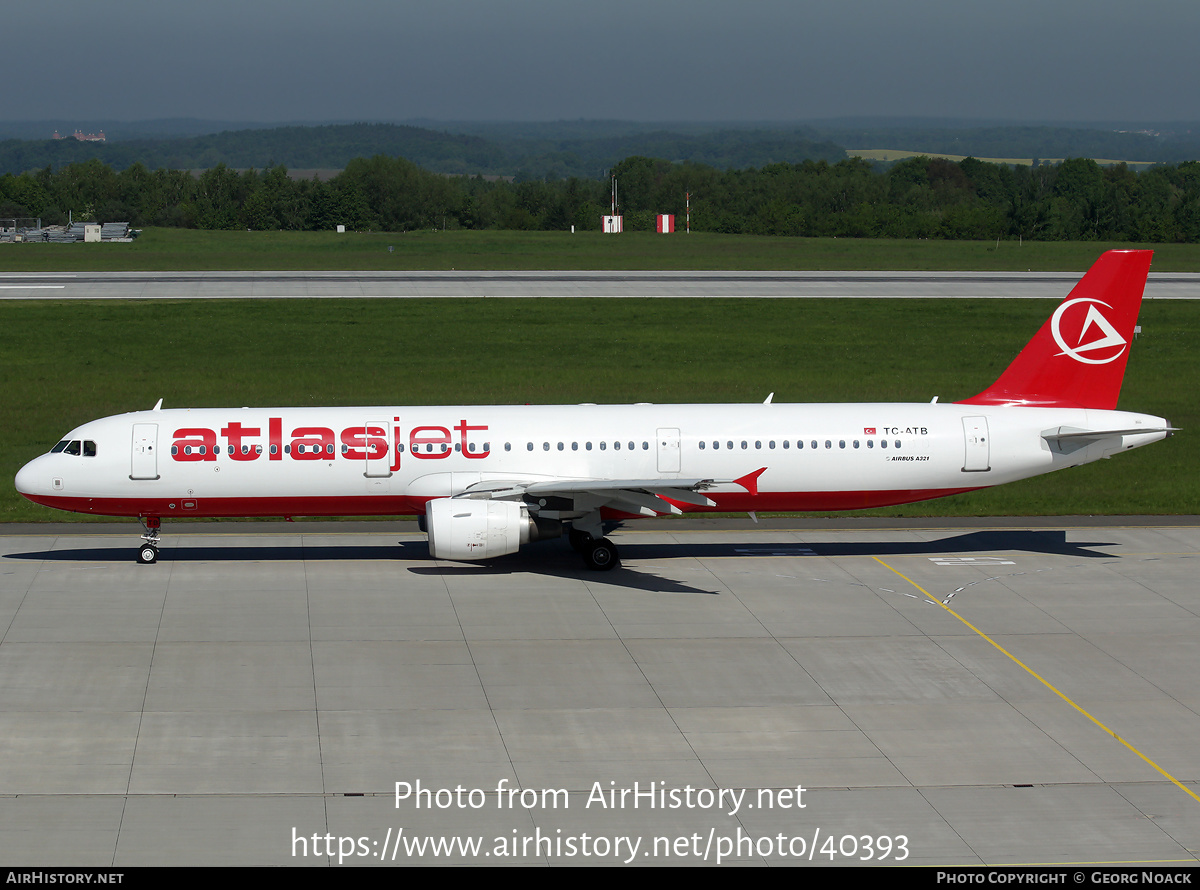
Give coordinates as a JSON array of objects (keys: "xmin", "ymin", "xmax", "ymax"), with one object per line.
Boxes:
[{"xmin": 6, "ymin": 229, "xmax": 1200, "ymax": 272}]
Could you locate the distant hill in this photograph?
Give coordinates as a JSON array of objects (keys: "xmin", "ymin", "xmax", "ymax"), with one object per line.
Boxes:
[
  {"xmin": 3, "ymin": 118, "xmax": 1196, "ymax": 181},
  {"xmin": 0, "ymin": 118, "xmax": 272, "ymax": 140},
  {"xmin": 0, "ymin": 122, "xmax": 846, "ymax": 180},
  {"xmin": 815, "ymin": 124, "xmax": 1200, "ymax": 165},
  {"xmin": 0, "ymin": 123, "xmax": 505, "ymax": 176}
]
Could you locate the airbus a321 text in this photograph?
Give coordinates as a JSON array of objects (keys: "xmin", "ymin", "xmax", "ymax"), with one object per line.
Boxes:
[{"xmin": 15, "ymin": 250, "xmax": 1173, "ymax": 570}]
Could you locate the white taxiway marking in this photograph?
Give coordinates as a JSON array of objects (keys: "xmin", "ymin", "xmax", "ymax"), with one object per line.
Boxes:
[{"xmin": 929, "ymin": 556, "xmax": 1016, "ymax": 566}]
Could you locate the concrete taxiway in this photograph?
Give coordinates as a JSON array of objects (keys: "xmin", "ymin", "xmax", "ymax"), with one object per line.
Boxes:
[
  {"xmin": 0, "ymin": 517, "xmax": 1197, "ymax": 866},
  {"xmin": 1, "ymin": 269, "xmax": 1198, "ymax": 299}
]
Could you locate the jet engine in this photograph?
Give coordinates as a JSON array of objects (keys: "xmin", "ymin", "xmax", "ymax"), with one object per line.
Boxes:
[{"xmin": 425, "ymin": 498, "xmax": 561, "ymax": 561}]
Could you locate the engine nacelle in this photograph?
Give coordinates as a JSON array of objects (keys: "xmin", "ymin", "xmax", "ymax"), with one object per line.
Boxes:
[{"xmin": 425, "ymin": 498, "xmax": 560, "ymax": 561}]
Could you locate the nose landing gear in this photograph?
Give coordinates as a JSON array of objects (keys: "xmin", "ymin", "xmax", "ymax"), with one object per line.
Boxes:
[{"xmin": 137, "ymin": 517, "xmax": 161, "ymax": 564}]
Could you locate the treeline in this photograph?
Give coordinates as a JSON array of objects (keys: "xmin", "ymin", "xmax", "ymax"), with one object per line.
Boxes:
[{"xmin": 4, "ymin": 154, "xmax": 1200, "ymax": 242}]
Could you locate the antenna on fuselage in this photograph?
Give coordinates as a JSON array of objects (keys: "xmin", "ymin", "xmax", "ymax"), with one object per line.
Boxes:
[{"xmin": 152, "ymin": 399, "xmax": 163, "ymax": 411}]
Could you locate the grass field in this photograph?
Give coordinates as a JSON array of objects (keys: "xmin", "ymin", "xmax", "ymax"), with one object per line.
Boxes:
[
  {"xmin": 6, "ymin": 228, "xmax": 1200, "ymax": 272},
  {"xmin": 2, "ymin": 295, "xmax": 1196, "ymax": 521}
]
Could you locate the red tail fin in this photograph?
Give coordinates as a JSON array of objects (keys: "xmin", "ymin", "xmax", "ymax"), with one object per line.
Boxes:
[{"xmin": 958, "ymin": 250, "xmax": 1152, "ymax": 410}]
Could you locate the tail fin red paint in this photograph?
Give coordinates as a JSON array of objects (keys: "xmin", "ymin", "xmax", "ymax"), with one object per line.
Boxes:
[{"xmin": 958, "ymin": 250, "xmax": 1152, "ymax": 410}]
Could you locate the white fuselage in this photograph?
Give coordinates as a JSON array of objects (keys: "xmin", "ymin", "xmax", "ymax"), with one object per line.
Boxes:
[{"xmin": 14, "ymin": 402, "xmax": 1169, "ymax": 520}]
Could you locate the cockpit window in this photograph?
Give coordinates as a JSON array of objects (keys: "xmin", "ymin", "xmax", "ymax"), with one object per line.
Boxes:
[{"xmin": 49, "ymin": 439, "xmax": 95, "ymax": 456}]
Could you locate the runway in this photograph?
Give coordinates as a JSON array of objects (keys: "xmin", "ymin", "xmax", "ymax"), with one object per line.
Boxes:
[
  {"xmin": 1, "ymin": 518, "xmax": 1198, "ymax": 866},
  {"xmin": 1, "ymin": 269, "xmax": 1198, "ymax": 299}
]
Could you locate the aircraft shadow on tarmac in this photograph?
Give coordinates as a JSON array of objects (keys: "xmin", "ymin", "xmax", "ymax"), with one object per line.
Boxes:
[
  {"xmin": 5, "ymin": 540, "xmax": 716, "ymax": 594},
  {"xmin": 5, "ymin": 529, "xmax": 1113, "ymax": 595}
]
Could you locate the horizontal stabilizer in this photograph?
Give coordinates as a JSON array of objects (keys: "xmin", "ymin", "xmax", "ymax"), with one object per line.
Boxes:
[{"xmin": 1042, "ymin": 424, "xmax": 1176, "ymax": 454}]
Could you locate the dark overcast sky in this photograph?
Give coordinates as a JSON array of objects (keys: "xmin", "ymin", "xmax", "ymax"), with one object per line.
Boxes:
[{"xmin": 6, "ymin": 0, "xmax": 1197, "ymax": 123}]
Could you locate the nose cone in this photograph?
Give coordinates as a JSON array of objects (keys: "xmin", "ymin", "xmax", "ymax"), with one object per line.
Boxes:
[{"xmin": 14, "ymin": 455, "xmax": 47, "ymax": 499}]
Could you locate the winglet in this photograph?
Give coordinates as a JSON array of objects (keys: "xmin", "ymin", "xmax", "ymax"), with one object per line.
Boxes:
[
  {"xmin": 734, "ymin": 467, "xmax": 767, "ymax": 496},
  {"xmin": 958, "ymin": 250, "xmax": 1152, "ymax": 410}
]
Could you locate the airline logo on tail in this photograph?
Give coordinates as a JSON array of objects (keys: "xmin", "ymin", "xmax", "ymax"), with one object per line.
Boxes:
[{"xmin": 1051, "ymin": 298, "xmax": 1127, "ymax": 365}]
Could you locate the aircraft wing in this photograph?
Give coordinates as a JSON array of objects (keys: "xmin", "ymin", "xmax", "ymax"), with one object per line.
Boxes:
[{"xmin": 455, "ymin": 477, "xmax": 720, "ymax": 515}]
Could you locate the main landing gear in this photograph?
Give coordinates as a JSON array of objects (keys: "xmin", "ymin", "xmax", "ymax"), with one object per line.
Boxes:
[
  {"xmin": 137, "ymin": 517, "xmax": 161, "ymax": 564},
  {"xmin": 569, "ymin": 528, "xmax": 619, "ymax": 571}
]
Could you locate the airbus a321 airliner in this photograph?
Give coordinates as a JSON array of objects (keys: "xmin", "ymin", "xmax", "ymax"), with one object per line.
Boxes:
[{"xmin": 15, "ymin": 250, "xmax": 1173, "ymax": 570}]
